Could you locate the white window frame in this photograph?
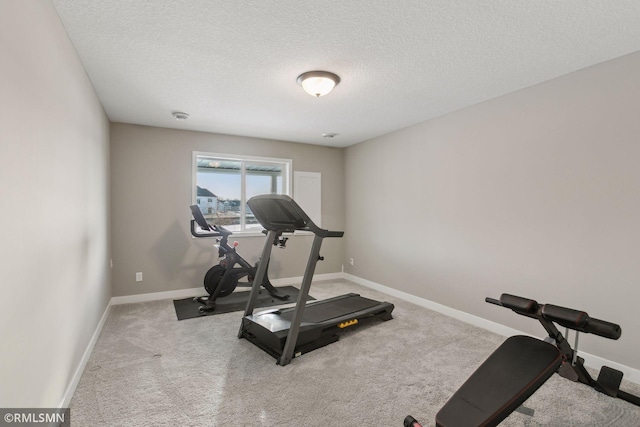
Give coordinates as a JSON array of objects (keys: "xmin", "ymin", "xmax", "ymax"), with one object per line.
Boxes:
[{"xmin": 192, "ymin": 151, "xmax": 292, "ymax": 235}]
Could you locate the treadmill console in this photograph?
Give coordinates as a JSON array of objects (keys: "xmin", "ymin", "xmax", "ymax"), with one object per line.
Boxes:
[{"xmin": 247, "ymin": 194, "xmax": 343, "ymax": 238}]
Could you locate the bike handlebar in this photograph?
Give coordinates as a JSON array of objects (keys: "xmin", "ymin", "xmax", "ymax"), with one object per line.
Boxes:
[
  {"xmin": 190, "ymin": 219, "xmax": 221, "ymax": 238},
  {"xmin": 189, "ymin": 219, "xmax": 234, "ymax": 238}
]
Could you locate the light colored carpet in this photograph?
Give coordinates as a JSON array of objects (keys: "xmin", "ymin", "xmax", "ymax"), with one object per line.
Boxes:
[{"xmin": 70, "ymin": 279, "xmax": 640, "ymax": 426}]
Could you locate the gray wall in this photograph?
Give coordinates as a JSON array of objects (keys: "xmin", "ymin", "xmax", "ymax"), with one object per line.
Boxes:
[
  {"xmin": 0, "ymin": 1, "xmax": 111, "ymax": 406},
  {"xmin": 345, "ymin": 52, "xmax": 640, "ymax": 370},
  {"xmin": 110, "ymin": 123, "xmax": 344, "ymax": 297}
]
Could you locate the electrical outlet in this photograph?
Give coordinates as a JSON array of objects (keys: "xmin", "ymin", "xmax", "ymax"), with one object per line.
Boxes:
[
  {"xmin": 136, "ymin": 272, "xmax": 143, "ymax": 282},
  {"xmin": 349, "ymin": 258, "xmax": 354, "ymax": 266}
]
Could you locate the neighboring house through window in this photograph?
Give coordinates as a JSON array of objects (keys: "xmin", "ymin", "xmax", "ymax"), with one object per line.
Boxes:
[{"xmin": 196, "ymin": 186, "xmax": 217, "ymax": 214}]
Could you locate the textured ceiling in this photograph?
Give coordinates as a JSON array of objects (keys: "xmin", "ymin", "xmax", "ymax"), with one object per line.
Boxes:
[{"xmin": 51, "ymin": 0, "xmax": 640, "ymax": 148}]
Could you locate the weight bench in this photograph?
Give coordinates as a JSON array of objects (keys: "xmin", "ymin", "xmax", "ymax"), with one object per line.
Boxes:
[
  {"xmin": 405, "ymin": 293, "xmax": 639, "ymax": 427},
  {"xmin": 435, "ymin": 335, "xmax": 561, "ymax": 426}
]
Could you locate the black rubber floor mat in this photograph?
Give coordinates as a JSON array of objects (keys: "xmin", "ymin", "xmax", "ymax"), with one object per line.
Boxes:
[{"xmin": 173, "ymin": 286, "xmax": 314, "ymax": 320}]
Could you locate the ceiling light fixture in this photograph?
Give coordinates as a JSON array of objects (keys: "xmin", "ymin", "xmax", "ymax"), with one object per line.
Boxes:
[
  {"xmin": 297, "ymin": 71, "xmax": 340, "ymax": 97},
  {"xmin": 172, "ymin": 112, "xmax": 189, "ymax": 121}
]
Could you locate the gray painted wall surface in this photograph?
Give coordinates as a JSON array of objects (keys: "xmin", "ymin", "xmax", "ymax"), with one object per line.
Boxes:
[
  {"xmin": 110, "ymin": 124, "xmax": 345, "ymax": 297},
  {"xmin": 345, "ymin": 52, "xmax": 640, "ymax": 370},
  {"xmin": 0, "ymin": 1, "xmax": 111, "ymax": 406}
]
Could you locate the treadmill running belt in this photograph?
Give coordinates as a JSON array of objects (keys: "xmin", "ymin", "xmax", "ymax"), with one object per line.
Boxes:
[{"xmin": 279, "ymin": 295, "xmax": 380, "ymax": 323}]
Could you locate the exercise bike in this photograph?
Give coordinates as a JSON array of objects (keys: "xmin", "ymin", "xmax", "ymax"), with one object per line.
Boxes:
[
  {"xmin": 405, "ymin": 293, "xmax": 640, "ymax": 427},
  {"xmin": 190, "ymin": 205, "xmax": 290, "ymax": 313}
]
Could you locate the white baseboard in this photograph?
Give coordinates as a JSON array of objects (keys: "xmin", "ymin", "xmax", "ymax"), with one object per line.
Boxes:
[
  {"xmin": 344, "ymin": 273, "xmax": 524, "ymax": 338},
  {"xmin": 59, "ymin": 302, "xmax": 111, "ymax": 408},
  {"xmin": 109, "ymin": 272, "xmax": 343, "ymax": 306},
  {"xmin": 110, "ymin": 287, "xmax": 203, "ymax": 305},
  {"xmin": 344, "ymin": 273, "xmax": 640, "ymax": 386},
  {"xmin": 270, "ymin": 272, "xmax": 344, "ymax": 286}
]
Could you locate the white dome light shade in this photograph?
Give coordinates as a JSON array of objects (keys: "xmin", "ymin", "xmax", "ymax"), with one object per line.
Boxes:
[
  {"xmin": 297, "ymin": 71, "xmax": 340, "ymax": 97},
  {"xmin": 172, "ymin": 111, "xmax": 189, "ymax": 120}
]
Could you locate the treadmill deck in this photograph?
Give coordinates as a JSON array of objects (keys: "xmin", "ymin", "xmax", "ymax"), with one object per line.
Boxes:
[{"xmin": 241, "ymin": 293, "xmax": 394, "ymax": 360}]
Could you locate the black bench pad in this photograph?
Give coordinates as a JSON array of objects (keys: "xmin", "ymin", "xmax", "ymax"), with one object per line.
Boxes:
[{"xmin": 436, "ymin": 335, "xmax": 562, "ymax": 427}]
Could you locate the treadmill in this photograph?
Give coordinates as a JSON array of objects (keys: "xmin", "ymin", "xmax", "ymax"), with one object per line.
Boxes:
[{"xmin": 238, "ymin": 194, "xmax": 394, "ymax": 366}]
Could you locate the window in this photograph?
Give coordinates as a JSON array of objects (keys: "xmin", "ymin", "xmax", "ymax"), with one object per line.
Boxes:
[{"xmin": 193, "ymin": 152, "xmax": 292, "ymax": 232}]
